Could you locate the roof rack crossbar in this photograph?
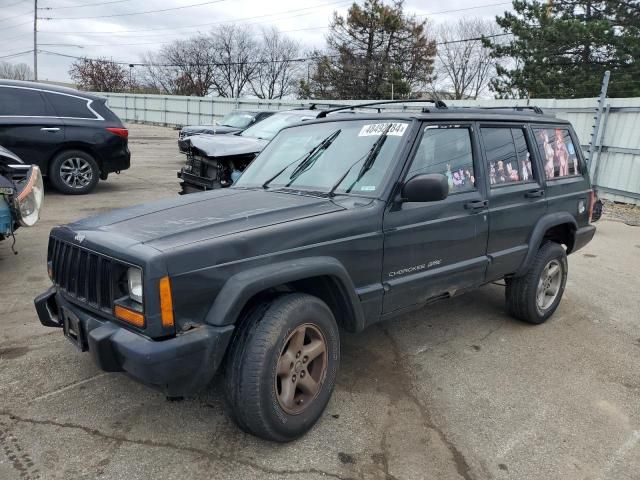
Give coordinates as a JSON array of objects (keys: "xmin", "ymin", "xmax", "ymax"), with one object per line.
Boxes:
[
  {"xmin": 316, "ymin": 99, "xmax": 448, "ymax": 118},
  {"xmin": 459, "ymin": 105, "xmax": 544, "ymax": 115}
]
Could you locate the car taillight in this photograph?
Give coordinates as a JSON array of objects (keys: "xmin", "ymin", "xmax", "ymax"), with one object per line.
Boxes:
[{"xmin": 106, "ymin": 127, "xmax": 128, "ymax": 139}]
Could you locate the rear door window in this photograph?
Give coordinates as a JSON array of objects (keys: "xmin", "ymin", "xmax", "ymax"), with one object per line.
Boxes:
[
  {"xmin": 481, "ymin": 127, "xmax": 535, "ymax": 187},
  {"xmin": 0, "ymin": 87, "xmax": 50, "ymax": 116},
  {"xmin": 533, "ymin": 127, "xmax": 581, "ymax": 179},
  {"xmin": 45, "ymin": 92, "xmax": 97, "ymax": 119}
]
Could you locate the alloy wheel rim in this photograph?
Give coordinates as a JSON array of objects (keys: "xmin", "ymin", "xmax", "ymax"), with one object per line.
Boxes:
[
  {"xmin": 60, "ymin": 157, "xmax": 93, "ymax": 188},
  {"xmin": 275, "ymin": 323, "xmax": 328, "ymax": 415},
  {"xmin": 536, "ymin": 259, "xmax": 562, "ymax": 311}
]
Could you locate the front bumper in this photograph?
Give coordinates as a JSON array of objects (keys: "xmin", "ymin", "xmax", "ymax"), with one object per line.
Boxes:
[
  {"xmin": 177, "ymin": 169, "xmax": 216, "ymax": 193},
  {"xmin": 34, "ymin": 287, "xmax": 234, "ymax": 397}
]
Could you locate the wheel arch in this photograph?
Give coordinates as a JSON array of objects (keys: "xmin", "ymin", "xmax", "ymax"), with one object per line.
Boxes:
[
  {"xmin": 47, "ymin": 143, "xmax": 102, "ymax": 176},
  {"xmin": 205, "ymin": 257, "xmax": 366, "ymax": 333},
  {"xmin": 515, "ymin": 212, "xmax": 577, "ymax": 277}
]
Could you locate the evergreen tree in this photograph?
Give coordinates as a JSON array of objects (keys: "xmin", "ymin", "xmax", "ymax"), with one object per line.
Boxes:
[
  {"xmin": 299, "ymin": 0, "xmax": 436, "ymax": 99},
  {"xmin": 487, "ymin": 0, "xmax": 640, "ymax": 98}
]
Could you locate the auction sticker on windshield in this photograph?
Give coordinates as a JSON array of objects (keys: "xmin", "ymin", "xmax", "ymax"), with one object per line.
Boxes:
[{"xmin": 358, "ymin": 123, "xmax": 408, "ymax": 137}]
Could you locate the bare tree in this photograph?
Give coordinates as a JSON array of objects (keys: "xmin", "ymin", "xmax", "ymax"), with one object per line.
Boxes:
[
  {"xmin": 250, "ymin": 27, "xmax": 302, "ymax": 99},
  {"xmin": 0, "ymin": 62, "xmax": 33, "ymax": 80},
  {"xmin": 432, "ymin": 19, "xmax": 499, "ymax": 100},
  {"xmin": 69, "ymin": 58, "xmax": 128, "ymax": 92},
  {"xmin": 210, "ymin": 24, "xmax": 259, "ymax": 97},
  {"xmin": 140, "ymin": 35, "xmax": 217, "ymax": 96}
]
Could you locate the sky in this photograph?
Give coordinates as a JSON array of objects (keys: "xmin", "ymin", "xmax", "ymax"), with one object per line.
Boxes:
[{"xmin": 0, "ymin": 0, "xmax": 514, "ymax": 83}]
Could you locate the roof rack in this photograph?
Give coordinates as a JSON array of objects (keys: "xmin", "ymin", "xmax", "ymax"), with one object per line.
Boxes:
[
  {"xmin": 458, "ymin": 105, "xmax": 545, "ymax": 115},
  {"xmin": 316, "ymin": 99, "xmax": 448, "ymax": 118}
]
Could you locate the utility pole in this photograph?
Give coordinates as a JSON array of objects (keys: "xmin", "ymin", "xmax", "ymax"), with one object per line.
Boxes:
[{"xmin": 33, "ymin": 0, "xmax": 38, "ymax": 81}]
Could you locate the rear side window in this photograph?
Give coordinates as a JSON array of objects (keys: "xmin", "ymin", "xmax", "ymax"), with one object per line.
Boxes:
[
  {"xmin": 533, "ymin": 127, "xmax": 581, "ymax": 179},
  {"xmin": 0, "ymin": 87, "xmax": 49, "ymax": 116},
  {"xmin": 45, "ymin": 92, "xmax": 97, "ymax": 119},
  {"xmin": 481, "ymin": 127, "xmax": 535, "ymax": 187},
  {"xmin": 409, "ymin": 126, "xmax": 475, "ymax": 193}
]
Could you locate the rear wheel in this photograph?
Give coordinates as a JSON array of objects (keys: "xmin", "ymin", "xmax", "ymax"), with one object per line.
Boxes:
[
  {"xmin": 50, "ymin": 150, "xmax": 99, "ymax": 195},
  {"xmin": 506, "ymin": 242, "xmax": 568, "ymax": 324},
  {"xmin": 224, "ymin": 293, "xmax": 340, "ymax": 442}
]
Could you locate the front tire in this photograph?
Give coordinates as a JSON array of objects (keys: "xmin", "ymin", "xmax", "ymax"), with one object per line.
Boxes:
[
  {"xmin": 49, "ymin": 150, "xmax": 100, "ymax": 195},
  {"xmin": 506, "ymin": 242, "xmax": 568, "ymax": 324},
  {"xmin": 224, "ymin": 293, "xmax": 340, "ymax": 442}
]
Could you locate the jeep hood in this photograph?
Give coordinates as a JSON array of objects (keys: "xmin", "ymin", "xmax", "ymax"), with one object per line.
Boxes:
[
  {"xmin": 69, "ymin": 188, "xmax": 344, "ymax": 251},
  {"xmin": 186, "ymin": 134, "xmax": 268, "ymax": 157}
]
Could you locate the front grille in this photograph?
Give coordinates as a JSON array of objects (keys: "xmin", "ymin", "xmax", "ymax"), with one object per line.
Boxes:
[{"xmin": 48, "ymin": 237, "xmax": 126, "ymax": 312}]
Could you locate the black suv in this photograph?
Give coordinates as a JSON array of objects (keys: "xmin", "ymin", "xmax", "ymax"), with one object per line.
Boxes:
[
  {"xmin": 0, "ymin": 80, "xmax": 130, "ymax": 194},
  {"xmin": 35, "ymin": 101, "xmax": 596, "ymax": 442}
]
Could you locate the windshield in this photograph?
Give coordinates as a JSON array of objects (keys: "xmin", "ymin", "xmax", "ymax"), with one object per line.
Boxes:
[
  {"xmin": 241, "ymin": 112, "xmax": 313, "ymax": 140},
  {"xmin": 219, "ymin": 112, "xmax": 255, "ymax": 128},
  {"xmin": 236, "ymin": 119, "xmax": 410, "ymax": 196}
]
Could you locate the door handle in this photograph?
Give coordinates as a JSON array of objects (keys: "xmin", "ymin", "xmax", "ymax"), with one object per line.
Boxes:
[
  {"xmin": 464, "ymin": 200, "xmax": 488, "ymax": 211},
  {"xmin": 525, "ymin": 189, "xmax": 544, "ymax": 198},
  {"xmin": 41, "ymin": 127, "xmax": 60, "ymax": 132}
]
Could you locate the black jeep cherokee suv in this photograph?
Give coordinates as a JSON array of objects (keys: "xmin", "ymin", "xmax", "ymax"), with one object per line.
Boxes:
[{"xmin": 35, "ymin": 101, "xmax": 596, "ymax": 442}]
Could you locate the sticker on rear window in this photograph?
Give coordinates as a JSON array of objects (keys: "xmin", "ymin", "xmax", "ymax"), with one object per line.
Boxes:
[
  {"xmin": 358, "ymin": 123, "xmax": 407, "ymax": 137},
  {"xmin": 360, "ymin": 185, "xmax": 376, "ymax": 191}
]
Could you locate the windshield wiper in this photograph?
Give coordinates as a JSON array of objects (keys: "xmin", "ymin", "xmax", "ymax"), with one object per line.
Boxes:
[
  {"xmin": 261, "ymin": 129, "xmax": 341, "ymax": 190},
  {"xmin": 285, "ymin": 129, "xmax": 342, "ymax": 186},
  {"xmin": 328, "ymin": 123, "xmax": 393, "ymax": 196}
]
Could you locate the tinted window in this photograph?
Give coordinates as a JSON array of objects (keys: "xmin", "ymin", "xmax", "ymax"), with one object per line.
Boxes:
[
  {"xmin": 46, "ymin": 93, "xmax": 95, "ymax": 118},
  {"xmin": 482, "ymin": 127, "xmax": 534, "ymax": 186},
  {"xmin": 0, "ymin": 87, "xmax": 49, "ymax": 116},
  {"xmin": 409, "ymin": 126, "xmax": 475, "ymax": 193},
  {"xmin": 533, "ymin": 127, "xmax": 581, "ymax": 179}
]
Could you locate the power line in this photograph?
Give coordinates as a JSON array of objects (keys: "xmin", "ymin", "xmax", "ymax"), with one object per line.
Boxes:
[
  {"xmin": 37, "ymin": 0, "xmax": 353, "ymax": 34},
  {"xmin": 0, "ymin": 9, "xmax": 33, "ymax": 23},
  {"xmin": 39, "ymin": 0, "xmax": 136, "ymax": 10},
  {"xmin": 4, "ymin": 0, "xmax": 28, "ymax": 8},
  {"xmin": 415, "ymin": 2, "xmax": 512, "ymax": 18},
  {"xmin": 0, "ymin": 49, "xmax": 33, "ymax": 60},
  {"xmin": 42, "ymin": 0, "xmax": 229, "ymax": 20},
  {"xmin": 36, "ymin": 33, "xmax": 516, "ymax": 66}
]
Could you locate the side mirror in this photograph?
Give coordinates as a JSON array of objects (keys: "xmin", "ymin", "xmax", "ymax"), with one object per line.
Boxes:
[{"xmin": 401, "ymin": 173, "xmax": 449, "ymax": 203}]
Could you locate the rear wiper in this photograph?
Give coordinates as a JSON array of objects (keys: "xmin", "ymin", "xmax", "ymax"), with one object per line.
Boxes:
[
  {"xmin": 328, "ymin": 123, "xmax": 393, "ymax": 196},
  {"xmin": 261, "ymin": 129, "xmax": 341, "ymax": 190}
]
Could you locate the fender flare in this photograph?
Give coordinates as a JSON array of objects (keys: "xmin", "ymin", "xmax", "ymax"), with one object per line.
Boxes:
[
  {"xmin": 204, "ymin": 257, "xmax": 366, "ymax": 332},
  {"xmin": 515, "ymin": 212, "xmax": 577, "ymax": 277}
]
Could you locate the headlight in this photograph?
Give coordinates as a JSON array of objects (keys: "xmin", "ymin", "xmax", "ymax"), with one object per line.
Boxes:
[
  {"xmin": 15, "ymin": 166, "xmax": 44, "ymax": 227},
  {"xmin": 127, "ymin": 267, "xmax": 143, "ymax": 303}
]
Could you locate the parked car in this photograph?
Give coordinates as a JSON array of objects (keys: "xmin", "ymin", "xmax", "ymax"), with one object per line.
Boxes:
[
  {"xmin": 178, "ymin": 110, "xmax": 274, "ymax": 149},
  {"xmin": 0, "ymin": 146, "xmax": 44, "ymax": 247},
  {"xmin": 0, "ymin": 80, "xmax": 130, "ymax": 195},
  {"xmin": 177, "ymin": 108, "xmax": 320, "ymax": 193},
  {"xmin": 36, "ymin": 101, "xmax": 597, "ymax": 442}
]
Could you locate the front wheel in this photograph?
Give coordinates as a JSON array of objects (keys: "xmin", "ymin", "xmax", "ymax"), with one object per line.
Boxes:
[
  {"xmin": 224, "ymin": 293, "xmax": 340, "ymax": 442},
  {"xmin": 506, "ymin": 242, "xmax": 568, "ymax": 324},
  {"xmin": 49, "ymin": 150, "xmax": 100, "ymax": 195}
]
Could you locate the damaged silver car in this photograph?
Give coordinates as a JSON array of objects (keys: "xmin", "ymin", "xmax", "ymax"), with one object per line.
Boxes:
[{"xmin": 177, "ymin": 109, "xmax": 319, "ymax": 194}]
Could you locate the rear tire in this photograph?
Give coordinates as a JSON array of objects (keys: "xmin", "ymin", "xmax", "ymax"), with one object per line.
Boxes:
[
  {"xmin": 506, "ymin": 242, "xmax": 568, "ymax": 324},
  {"xmin": 224, "ymin": 293, "xmax": 340, "ymax": 442},
  {"xmin": 49, "ymin": 150, "xmax": 99, "ymax": 195}
]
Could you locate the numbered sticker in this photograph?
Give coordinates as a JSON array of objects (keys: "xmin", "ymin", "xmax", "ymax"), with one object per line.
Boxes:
[{"xmin": 358, "ymin": 123, "xmax": 408, "ymax": 137}]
